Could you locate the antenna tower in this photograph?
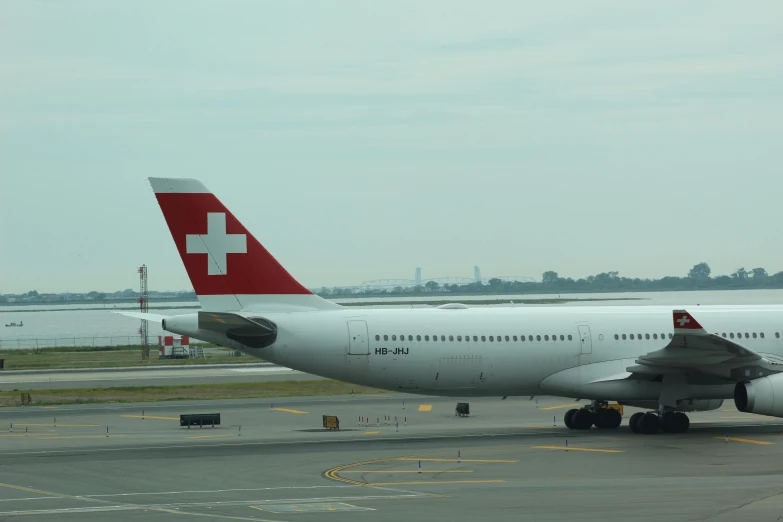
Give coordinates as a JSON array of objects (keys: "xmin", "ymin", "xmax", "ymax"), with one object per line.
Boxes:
[{"xmin": 138, "ymin": 264, "xmax": 149, "ymax": 360}]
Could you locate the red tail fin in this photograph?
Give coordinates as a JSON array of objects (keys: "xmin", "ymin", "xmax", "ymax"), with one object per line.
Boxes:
[{"xmin": 150, "ymin": 178, "xmax": 337, "ymax": 311}]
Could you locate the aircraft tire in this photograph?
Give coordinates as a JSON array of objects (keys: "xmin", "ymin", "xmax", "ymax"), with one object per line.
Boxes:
[
  {"xmin": 672, "ymin": 412, "xmax": 689, "ymax": 433},
  {"xmin": 629, "ymin": 412, "xmax": 644, "ymax": 433},
  {"xmin": 639, "ymin": 413, "xmax": 660, "ymax": 434},
  {"xmin": 572, "ymin": 409, "xmax": 595, "ymax": 430},
  {"xmin": 564, "ymin": 409, "xmax": 578, "ymax": 429},
  {"xmin": 595, "ymin": 408, "xmax": 623, "ymax": 429}
]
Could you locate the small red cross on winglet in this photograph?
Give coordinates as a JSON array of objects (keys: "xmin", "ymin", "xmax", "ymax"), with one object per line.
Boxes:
[{"xmin": 673, "ymin": 310, "xmax": 703, "ymax": 330}]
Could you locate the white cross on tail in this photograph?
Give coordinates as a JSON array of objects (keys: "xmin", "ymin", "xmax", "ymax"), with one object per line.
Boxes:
[
  {"xmin": 186, "ymin": 213, "xmax": 247, "ymax": 275},
  {"xmin": 676, "ymin": 316, "xmax": 691, "ymax": 327}
]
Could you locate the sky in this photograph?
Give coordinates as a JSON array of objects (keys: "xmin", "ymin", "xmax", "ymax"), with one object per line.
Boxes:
[{"xmin": 1, "ymin": 1, "xmax": 783, "ymax": 294}]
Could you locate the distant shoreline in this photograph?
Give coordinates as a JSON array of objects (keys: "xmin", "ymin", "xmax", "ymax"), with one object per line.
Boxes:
[{"xmin": 2, "ymin": 287, "xmax": 781, "ymax": 313}]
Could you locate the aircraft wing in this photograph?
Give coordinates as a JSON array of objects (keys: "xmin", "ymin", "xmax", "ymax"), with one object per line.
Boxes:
[{"xmin": 627, "ymin": 310, "xmax": 783, "ymax": 380}]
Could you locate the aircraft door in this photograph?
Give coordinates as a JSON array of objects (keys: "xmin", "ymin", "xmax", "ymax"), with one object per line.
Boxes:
[
  {"xmin": 578, "ymin": 325, "xmax": 592, "ymax": 355},
  {"xmin": 347, "ymin": 320, "xmax": 369, "ymax": 355}
]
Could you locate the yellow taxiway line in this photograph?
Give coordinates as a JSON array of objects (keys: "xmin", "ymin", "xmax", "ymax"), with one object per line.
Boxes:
[
  {"xmin": 273, "ymin": 408, "xmax": 308, "ymax": 414},
  {"xmin": 418, "ymin": 404, "xmax": 433, "ymax": 412},
  {"xmin": 532, "ymin": 445, "xmax": 623, "ymax": 453},
  {"xmin": 713, "ymin": 437, "xmax": 774, "ymax": 445},
  {"xmin": 539, "ymin": 403, "xmax": 580, "ymax": 411},
  {"xmin": 397, "ymin": 457, "xmax": 517, "ymax": 463}
]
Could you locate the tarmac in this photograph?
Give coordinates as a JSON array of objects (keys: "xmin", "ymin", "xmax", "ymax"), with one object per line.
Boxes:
[
  {"xmin": 0, "ymin": 364, "xmax": 323, "ymax": 391},
  {"xmin": 1, "ymin": 395, "xmax": 783, "ymax": 521}
]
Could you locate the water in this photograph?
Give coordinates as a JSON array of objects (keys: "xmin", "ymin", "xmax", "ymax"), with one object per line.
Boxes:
[{"xmin": 2, "ymin": 291, "xmax": 782, "ymax": 349}]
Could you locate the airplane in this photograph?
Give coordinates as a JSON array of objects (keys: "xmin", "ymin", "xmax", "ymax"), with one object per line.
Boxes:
[{"xmin": 120, "ymin": 177, "xmax": 783, "ymax": 435}]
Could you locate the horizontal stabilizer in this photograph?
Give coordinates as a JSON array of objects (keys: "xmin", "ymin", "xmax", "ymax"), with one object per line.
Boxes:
[
  {"xmin": 198, "ymin": 311, "xmax": 277, "ymax": 349},
  {"xmin": 113, "ymin": 311, "xmax": 169, "ymax": 324}
]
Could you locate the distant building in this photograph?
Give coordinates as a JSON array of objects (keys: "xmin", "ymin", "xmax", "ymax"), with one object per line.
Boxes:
[
  {"xmin": 415, "ymin": 267, "xmax": 422, "ymax": 286},
  {"xmin": 474, "ymin": 265, "xmax": 481, "ymax": 282}
]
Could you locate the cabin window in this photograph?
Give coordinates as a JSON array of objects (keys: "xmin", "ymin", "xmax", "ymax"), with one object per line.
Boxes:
[
  {"xmin": 630, "ymin": 334, "xmax": 634, "ymax": 340},
  {"xmin": 669, "ymin": 334, "xmax": 673, "ymax": 339},
  {"xmin": 464, "ymin": 335, "xmax": 469, "ymax": 342},
  {"xmin": 568, "ymin": 335, "xmax": 573, "ymax": 341},
  {"xmin": 622, "ymin": 334, "xmax": 627, "ymax": 340},
  {"xmin": 544, "ymin": 335, "xmax": 549, "ymax": 341},
  {"xmin": 645, "ymin": 333, "xmax": 650, "ymax": 340},
  {"xmin": 448, "ymin": 335, "xmax": 453, "ymax": 341},
  {"xmin": 753, "ymin": 332, "xmax": 758, "ymax": 339},
  {"xmin": 521, "ymin": 336, "xmax": 526, "ymax": 342},
  {"xmin": 637, "ymin": 333, "xmax": 642, "ymax": 340},
  {"xmin": 551, "ymin": 334, "xmax": 556, "ymax": 341},
  {"xmin": 425, "ymin": 335, "xmax": 430, "ymax": 341},
  {"xmin": 777, "ymin": 332, "xmax": 781, "ymax": 338},
  {"xmin": 528, "ymin": 335, "xmax": 533, "ymax": 341},
  {"xmin": 721, "ymin": 333, "xmax": 726, "ymax": 338},
  {"xmin": 473, "ymin": 335, "xmax": 478, "ymax": 342},
  {"xmin": 614, "ymin": 334, "xmax": 619, "ymax": 340},
  {"xmin": 760, "ymin": 332, "xmax": 765, "ymax": 339},
  {"xmin": 433, "ymin": 335, "xmax": 438, "ymax": 342},
  {"xmin": 653, "ymin": 333, "xmax": 658, "ymax": 339},
  {"xmin": 489, "ymin": 336, "xmax": 494, "ymax": 342},
  {"xmin": 481, "ymin": 336, "xmax": 486, "ymax": 342},
  {"xmin": 513, "ymin": 335, "xmax": 518, "ymax": 341},
  {"xmin": 392, "ymin": 335, "xmax": 397, "ymax": 341},
  {"xmin": 505, "ymin": 335, "xmax": 510, "ymax": 342},
  {"xmin": 730, "ymin": 333, "xmax": 735, "ymax": 339},
  {"xmin": 441, "ymin": 335, "xmax": 446, "ymax": 341},
  {"xmin": 536, "ymin": 335, "xmax": 541, "ymax": 341},
  {"xmin": 416, "ymin": 335, "xmax": 421, "ymax": 341},
  {"xmin": 745, "ymin": 333, "xmax": 750, "ymax": 339},
  {"xmin": 384, "ymin": 335, "xmax": 388, "ymax": 341},
  {"xmin": 375, "ymin": 335, "xmax": 380, "ymax": 341}
]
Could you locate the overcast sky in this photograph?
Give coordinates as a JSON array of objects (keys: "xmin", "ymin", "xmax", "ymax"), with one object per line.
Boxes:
[{"xmin": 2, "ymin": 1, "xmax": 782, "ymax": 294}]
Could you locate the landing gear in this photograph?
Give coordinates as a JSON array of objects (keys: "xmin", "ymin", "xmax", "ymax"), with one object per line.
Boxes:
[
  {"xmin": 595, "ymin": 407, "xmax": 622, "ymax": 429},
  {"xmin": 629, "ymin": 410, "xmax": 690, "ymax": 434},
  {"xmin": 661, "ymin": 411, "xmax": 690, "ymax": 433},
  {"xmin": 563, "ymin": 402, "xmax": 622, "ymax": 430}
]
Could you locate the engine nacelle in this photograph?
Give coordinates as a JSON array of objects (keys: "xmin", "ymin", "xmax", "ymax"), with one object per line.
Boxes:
[{"xmin": 735, "ymin": 374, "xmax": 783, "ymax": 418}]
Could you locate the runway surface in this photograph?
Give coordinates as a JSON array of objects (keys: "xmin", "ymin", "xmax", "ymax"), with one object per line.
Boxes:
[
  {"xmin": 0, "ymin": 364, "xmax": 323, "ymax": 391},
  {"xmin": 1, "ymin": 395, "xmax": 783, "ymax": 521}
]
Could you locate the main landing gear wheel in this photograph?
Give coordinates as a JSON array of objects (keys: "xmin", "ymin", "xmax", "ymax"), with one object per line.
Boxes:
[
  {"xmin": 637, "ymin": 413, "xmax": 660, "ymax": 434},
  {"xmin": 595, "ymin": 408, "xmax": 623, "ymax": 429},
  {"xmin": 564, "ymin": 409, "xmax": 578, "ymax": 429},
  {"xmin": 629, "ymin": 412, "xmax": 645, "ymax": 433},
  {"xmin": 570, "ymin": 409, "xmax": 595, "ymax": 430},
  {"xmin": 661, "ymin": 411, "xmax": 690, "ymax": 433}
]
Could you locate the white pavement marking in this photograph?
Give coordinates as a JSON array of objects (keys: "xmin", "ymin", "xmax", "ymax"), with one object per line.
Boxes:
[{"xmin": 84, "ymin": 485, "xmax": 357, "ymax": 498}]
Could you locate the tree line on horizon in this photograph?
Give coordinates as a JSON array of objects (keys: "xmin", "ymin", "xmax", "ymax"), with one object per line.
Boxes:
[{"xmin": 317, "ymin": 263, "xmax": 783, "ymax": 297}]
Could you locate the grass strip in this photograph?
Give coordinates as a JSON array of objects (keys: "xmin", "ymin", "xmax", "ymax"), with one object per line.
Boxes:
[
  {"xmin": 0, "ymin": 347, "xmax": 258, "ymax": 370},
  {"xmin": 0, "ymin": 380, "xmax": 387, "ymax": 407}
]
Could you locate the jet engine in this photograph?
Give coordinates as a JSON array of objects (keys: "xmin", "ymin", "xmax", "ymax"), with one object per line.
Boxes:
[{"xmin": 735, "ymin": 374, "xmax": 783, "ymax": 418}]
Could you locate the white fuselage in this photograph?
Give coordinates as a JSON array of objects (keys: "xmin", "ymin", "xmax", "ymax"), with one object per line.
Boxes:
[{"xmin": 166, "ymin": 305, "xmax": 783, "ymax": 401}]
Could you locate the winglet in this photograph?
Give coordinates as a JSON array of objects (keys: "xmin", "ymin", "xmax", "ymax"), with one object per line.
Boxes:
[{"xmin": 673, "ymin": 310, "xmax": 705, "ymax": 332}]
